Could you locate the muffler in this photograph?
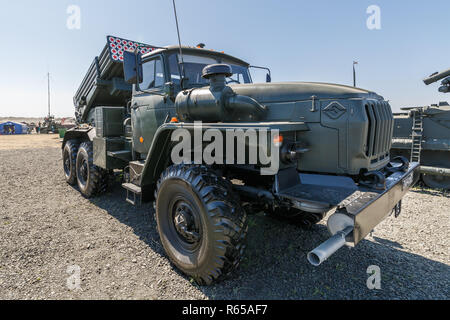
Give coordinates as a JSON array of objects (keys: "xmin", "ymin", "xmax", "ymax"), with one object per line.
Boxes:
[{"xmin": 307, "ymin": 226, "xmax": 353, "ymax": 266}]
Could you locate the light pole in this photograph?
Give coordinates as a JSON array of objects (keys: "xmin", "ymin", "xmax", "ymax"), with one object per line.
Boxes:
[{"xmin": 353, "ymin": 61, "xmax": 358, "ymax": 87}]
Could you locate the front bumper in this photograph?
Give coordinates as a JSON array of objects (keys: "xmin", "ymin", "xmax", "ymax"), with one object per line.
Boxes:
[
  {"xmin": 273, "ymin": 159, "xmax": 420, "ymax": 266},
  {"xmin": 305, "ymin": 161, "xmax": 420, "ymax": 266},
  {"xmin": 275, "ymin": 160, "xmax": 420, "ymax": 245},
  {"xmin": 337, "ymin": 162, "xmax": 420, "ymax": 245}
]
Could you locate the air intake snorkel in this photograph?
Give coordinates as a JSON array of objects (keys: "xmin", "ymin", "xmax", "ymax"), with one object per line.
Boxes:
[{"xmin": 175, "ymin": 63, "xmax": 267, "ymax": 122}]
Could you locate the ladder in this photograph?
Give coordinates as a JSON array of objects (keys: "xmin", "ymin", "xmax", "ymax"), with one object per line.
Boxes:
[{"xmin": 410, "ymin": 108, "xmax": 424, "ymax": 163}]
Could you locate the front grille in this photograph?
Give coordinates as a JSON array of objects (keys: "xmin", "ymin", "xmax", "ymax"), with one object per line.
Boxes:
[{"xmin": 365, "ymin": 101, "xmax": 394, "ymax": 161}]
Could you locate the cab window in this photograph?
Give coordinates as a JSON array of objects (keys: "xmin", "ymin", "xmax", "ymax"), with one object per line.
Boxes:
[
  {"xmin": 140, "ymin": 57, "xmax": 165, "ymax": 90},
  {"xmin": 168, "ymin": 53, "xmax": 251, "ymax": 87}
]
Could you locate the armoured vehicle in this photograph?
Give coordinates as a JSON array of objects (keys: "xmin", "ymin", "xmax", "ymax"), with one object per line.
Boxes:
[
  {"xmin": 391, "ymin": 68, "xmax": 450, "ymax": 189},
  {"xmin": 40, "ymin": 115, "xmax": 61, "ymax": 134},
  {"xmin": 62, "ymin": 35, "xmax": 419, "ymax": 284}
]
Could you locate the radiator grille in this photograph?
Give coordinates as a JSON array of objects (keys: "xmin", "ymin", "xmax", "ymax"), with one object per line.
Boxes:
[{"xmin": 365, "ymin": 101, "xmax": 394, "ymax": 162}]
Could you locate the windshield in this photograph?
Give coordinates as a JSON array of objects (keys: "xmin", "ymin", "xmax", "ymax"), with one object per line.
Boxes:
[{"xmin": 168, "ymin": 53, "xmax": 251, "ymax": 86}]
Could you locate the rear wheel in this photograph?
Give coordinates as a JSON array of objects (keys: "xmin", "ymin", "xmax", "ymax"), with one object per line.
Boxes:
[
  {"xmin": 63, "ymin": 140, "xmax": 79, "ymax": 185},
  {"xmin": 155, "ymin": 165, "xmax": 248, "ymax": 285},
  {"xmin": 269, "ymin": 207, "xmax": 326, "ymax": 229},
  {"xmin": 76, "ymin": 141, "xmax": 109, "ymax": 198}
]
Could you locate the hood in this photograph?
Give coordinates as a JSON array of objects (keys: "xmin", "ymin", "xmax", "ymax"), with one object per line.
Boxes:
[{"xmin": 228, "ymin": 81, "xmax": 383, "ymax": 103}]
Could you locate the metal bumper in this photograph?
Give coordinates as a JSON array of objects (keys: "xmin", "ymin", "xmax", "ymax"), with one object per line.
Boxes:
[
  {"xmin": 272, "ymin": 160, "xmax": 420, "ymax": 265},
  {"xmin": 339, "ymin": 162, "xmax": 420, "ymax": 245},
  {"xmin": 305, "ymin": 162, "xmax": 420, "ymax": 266}
]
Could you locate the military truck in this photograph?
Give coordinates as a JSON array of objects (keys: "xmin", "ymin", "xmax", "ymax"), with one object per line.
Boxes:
[
  {"xmin": 62, "ymin": 35, "xmax": 419, "ymax": 285},
  {"xmin": 391, "ymin": 68, "xmax": 450, "ymax": 189}
]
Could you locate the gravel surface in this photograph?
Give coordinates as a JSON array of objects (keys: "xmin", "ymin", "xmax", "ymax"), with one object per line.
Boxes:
[{"xmin": 0, "ymin": 136, "xmax": 449, "ymax": 300}]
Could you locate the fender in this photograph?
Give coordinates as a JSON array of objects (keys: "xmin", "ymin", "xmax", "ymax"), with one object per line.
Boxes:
[
  {"xmin": 139, "ymin": 121, "xmax": 309, "ymax": 190},
  {"xmin": 62, "ymin": 126, "xmax": 96, "ymax": 148}
]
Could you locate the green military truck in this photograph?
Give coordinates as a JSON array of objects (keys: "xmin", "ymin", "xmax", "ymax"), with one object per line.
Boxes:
[{"xmin": 62, "ymin": 35, "xmax": 420, "ymax": 285}]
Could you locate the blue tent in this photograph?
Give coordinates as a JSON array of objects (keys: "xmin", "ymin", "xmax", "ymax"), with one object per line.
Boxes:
[{"xmin": 0, "ymin": 121, "xmax": 29, "ymax": 135}]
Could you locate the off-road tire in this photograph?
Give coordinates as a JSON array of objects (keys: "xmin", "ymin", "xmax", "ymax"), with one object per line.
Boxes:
[
  {"xmin": 63, "ymin": 140, "xmax": 79, "ymax": 185},
  {"xmin": 155, "ymin": 164, "xmax": 248, "ymax": 285},
  {"xmin": 269, "ymin": 207, "xmax": 325, "ymax": 229},
  {"xmin": 75, "ymin": 141, "xmax": 109, "ymax": 198}
]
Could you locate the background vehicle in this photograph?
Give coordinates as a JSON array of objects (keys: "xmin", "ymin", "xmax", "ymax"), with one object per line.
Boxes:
[
  {"xmin": 391, "ymin": 68, "xmax": 450, "ymax": 189},
  {"xmin": 40, "ymin": 115, "xmax": 62, "ymax": 134},
  {"xmin": 62, "ymin": 35, "xmax": 419, "ymax": 285}
]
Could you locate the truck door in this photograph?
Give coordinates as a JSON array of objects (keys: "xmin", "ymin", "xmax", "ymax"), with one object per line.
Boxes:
[{"xmin": 131, "ymin": 55, "xmax": 175, "ymax": 155}]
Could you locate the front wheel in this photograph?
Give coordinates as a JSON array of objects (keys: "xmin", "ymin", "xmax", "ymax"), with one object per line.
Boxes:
[{"xmin": 155, "ymin": 165, "xmax": 248, "ymax": 285}]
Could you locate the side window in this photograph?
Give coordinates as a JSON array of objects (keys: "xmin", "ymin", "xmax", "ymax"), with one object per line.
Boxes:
[
  {"xmin": 155, "ymin": 58, "xmax": 165, "ymax": 87},
  {"xmin": 168, "ymin": 53, "xmax": 181, "ymax": 85},
  {"xmin": 140, "ymin": 57, "xmax": 164, "ymax": 90}
]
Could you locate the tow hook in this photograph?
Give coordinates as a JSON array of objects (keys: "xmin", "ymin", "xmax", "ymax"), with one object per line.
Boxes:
[
  {"xmin": 392, "ymin": 200, "xmax": 402, "ymax": 218},
  {"xmin": 386, "ymin": 156, "xmax": 410, "ymax": 173},
  {"xmin": 359, "ymin": 171, "xmax": 386, "ymax": 190}
]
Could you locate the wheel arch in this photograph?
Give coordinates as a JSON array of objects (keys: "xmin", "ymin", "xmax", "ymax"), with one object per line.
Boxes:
[
  {"xmin": 138, "ymin": 121, "xmax": 310, "ymax": 198},
  {"xmin": 140, "ymin": 124, "xmax": 179, "ymax": 197},
  {"xmin": 62, "ymin": 127, "xmax": 96, "ymax": 149}
]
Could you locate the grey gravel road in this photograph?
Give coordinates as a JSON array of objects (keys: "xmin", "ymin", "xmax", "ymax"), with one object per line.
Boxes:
[{"xmin": 0, "ymin": 143, "xmax": 449, "ymax": 299}]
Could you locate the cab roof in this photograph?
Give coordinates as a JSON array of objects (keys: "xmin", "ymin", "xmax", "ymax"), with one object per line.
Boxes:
[{"xmin": 143, "ymin": 45, "xmax": 250, "ymax": 67}]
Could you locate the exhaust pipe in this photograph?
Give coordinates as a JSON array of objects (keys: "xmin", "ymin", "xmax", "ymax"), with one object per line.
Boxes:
[{"xmin": 307, "ymin": 226, "xmax": 353, "ymax": 266}]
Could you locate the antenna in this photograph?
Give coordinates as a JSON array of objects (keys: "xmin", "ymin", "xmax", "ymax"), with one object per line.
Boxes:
[{"xmin": 172, "ymin": 0, "xmax": 187, "ymax": 87}]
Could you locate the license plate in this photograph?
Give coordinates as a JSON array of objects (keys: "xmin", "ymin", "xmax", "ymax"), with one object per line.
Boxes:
[{"xmin": 402, "ymin": 172, "xmax": 414, "ymax": 190}]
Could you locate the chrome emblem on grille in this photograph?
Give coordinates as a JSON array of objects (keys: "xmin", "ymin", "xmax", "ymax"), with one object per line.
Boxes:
[{"xmin": 323, "ymin": 102, "xmax": 347, "ymax": 119}]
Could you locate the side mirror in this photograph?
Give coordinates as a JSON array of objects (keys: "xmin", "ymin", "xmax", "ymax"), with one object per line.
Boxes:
[
  {"xmin": 123, "ymin": 51, "xmax": 143, "ymax": 84},
  {"xmin": 249, "ymin": 65, "xmax": 272, "ymax": 83}
]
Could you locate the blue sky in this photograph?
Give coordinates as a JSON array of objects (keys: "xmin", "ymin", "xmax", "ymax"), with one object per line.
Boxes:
[{"xmin": 0, "ymin": 0, "xmax": 448, "ymax": 117}]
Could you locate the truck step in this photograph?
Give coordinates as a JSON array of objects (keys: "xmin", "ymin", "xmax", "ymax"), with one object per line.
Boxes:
[
  {"xmin": 122, "ymin": 183, "xmax": 142, "ymax": 205},
  {"xmin": 129, "ymin": 161, "xmax": 146, "ymax": 186}
]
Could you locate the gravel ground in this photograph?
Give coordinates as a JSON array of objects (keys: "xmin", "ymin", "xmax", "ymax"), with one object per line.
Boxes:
[{"xmin": 0, "ymin": 136, "xmax": 449, "ymax": 300}]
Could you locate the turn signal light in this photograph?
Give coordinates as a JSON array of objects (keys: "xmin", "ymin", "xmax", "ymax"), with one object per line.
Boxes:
[{"xmin": 273, "ymin": 134, "xmax": 283, "ymax": 147}]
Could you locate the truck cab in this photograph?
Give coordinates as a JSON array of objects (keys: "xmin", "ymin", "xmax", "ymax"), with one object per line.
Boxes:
[{"xmin": 130, "ymin": 46, "xmax": 253, "ymax": 156}]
